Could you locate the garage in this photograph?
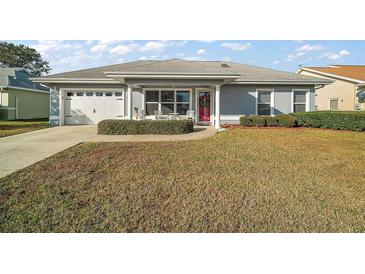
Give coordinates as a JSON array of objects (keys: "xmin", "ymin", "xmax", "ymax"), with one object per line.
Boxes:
[{"xmin": 64, "ymin": 90, "xmax": 124, "ymax": 124}]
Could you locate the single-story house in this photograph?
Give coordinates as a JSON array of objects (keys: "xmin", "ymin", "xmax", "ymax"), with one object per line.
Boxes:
[
  {"xmin": 298, "ymin": 65, "xmax": 365, "ymax": 111},
  {"xmin": 33, "ymin": 59, "xmax": 331, "ymax": 128},
  {"xmin": 0, "ymin": 68, "xmax": 50, "ymax": 120}
]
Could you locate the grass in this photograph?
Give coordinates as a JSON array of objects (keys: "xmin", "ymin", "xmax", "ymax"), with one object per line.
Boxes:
[
  {"xmin": 0, "ymin": 119, "xmax": 50, "ymax": 138},
  {"xmin": 1, "ymin": 128, "xmax": 365, "ymax": 232}
]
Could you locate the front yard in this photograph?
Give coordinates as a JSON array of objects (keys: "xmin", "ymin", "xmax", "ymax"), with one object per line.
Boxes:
[
  {"xmin": 0, "ymin": 119, "xmax": 49, "ymax": 138},
  {"xmin": 1, "ymin": 128, "xmax": 365, "ymax": 232}
]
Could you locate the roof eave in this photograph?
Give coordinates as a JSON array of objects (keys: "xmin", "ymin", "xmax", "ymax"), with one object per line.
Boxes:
[
  {"xmin": 104, "ymin": 71, "xmax": 241, "ymax": 77},
  {"xmin": 300, "ymin": 68, "xmax": 364, "ymax": 84},
  {"xmin": 30, "ymin": 78, "xmax": 120, "ymax": 84},
  {"xmin": 230, "ymin": 80, "xmax": 333, "ymax": 85}
]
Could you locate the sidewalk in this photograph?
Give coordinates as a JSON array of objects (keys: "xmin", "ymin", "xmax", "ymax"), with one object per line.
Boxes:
[{"xmin": 87, "ymin": 126, "xmax": 217, "ymax": 143}]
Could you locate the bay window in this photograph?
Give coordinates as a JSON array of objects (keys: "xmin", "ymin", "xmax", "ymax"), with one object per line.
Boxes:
[{"xmin": 145, "ymin": 89, "xmax": 191, "ymax": 116}]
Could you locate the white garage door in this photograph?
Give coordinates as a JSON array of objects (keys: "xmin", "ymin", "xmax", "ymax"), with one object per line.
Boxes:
[{"xmin": 64, "ymin": 91, "xmax": 124, "ymax": 124}]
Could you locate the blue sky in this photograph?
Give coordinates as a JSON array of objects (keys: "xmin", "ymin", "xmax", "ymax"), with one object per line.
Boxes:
[{"xmin": 6, "ymin": 40, "xmax": 365, "ymax": 74}]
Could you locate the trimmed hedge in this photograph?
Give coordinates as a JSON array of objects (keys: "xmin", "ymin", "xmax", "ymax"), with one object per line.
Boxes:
[
  {"xmin": 265, "ymin": 116, "xmax": 279, "ymax": 127},
  {"xmin": 239, "ymin": 116, "xmax": 267, "ymax": 127},
  {"xmin": 277, "ymin": 114, "xmax": 297, "ymax": 127},
  {"xmin": 239, "ymin": 111, "xmax": 365, "ymax": 131},
  {"xmin": 98, "ymin": 119, "xmax": 194, "ymax": 135},
  {"xmin": 294, "ymin": 111, "xmax": 365, "ymax": 131}
]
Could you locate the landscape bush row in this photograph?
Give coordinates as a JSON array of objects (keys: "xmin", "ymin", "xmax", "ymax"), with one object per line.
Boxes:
[
  {"xmin": 239, "ymin": 111, "xmax": 365, "ymax": 131},
  {"xmin": 98, "ymin": 119, "xmax": 194, "ymax": 135}
]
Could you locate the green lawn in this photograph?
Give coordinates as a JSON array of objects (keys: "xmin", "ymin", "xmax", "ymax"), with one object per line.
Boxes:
[
  {"xmin": 0, "ymin": 119, "xmax": 50, "ymax": 138},
  {"xmin": 1, "ymin": 128, "xmax": 365, "ymax": 232}
]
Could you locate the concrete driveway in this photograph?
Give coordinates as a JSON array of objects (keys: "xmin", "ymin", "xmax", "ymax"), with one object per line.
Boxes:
[{"xmin": 0, "ymin": 125, "xmax": 96, "ymax": 178}]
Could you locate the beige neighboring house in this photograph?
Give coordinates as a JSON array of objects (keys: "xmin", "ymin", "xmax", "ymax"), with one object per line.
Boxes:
[{"xmin": 298, "ymin": 65, "xmax": 365, "ymax": 111}]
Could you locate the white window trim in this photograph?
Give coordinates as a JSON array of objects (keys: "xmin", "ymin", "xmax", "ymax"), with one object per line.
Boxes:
[
  {"xmin": 256, "ymin": 89, "xmax": 275, "ymax": 116},
  {"xmin": 328, "ymin": 97, "xmax": 340, "ymax": 111},
  {"xmin": 142, "ymin": 88, "xmax": 193, "ymax": 117},
  {"xmin": 291, "ymin": 89, "xmax": 310, "ymax": 113}
]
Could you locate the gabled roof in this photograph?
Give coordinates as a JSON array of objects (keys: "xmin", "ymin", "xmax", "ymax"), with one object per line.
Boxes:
[
  {"xmin": 300, "ymin": 65, "xmax": 365, "ymax": 83},
  {"xmin": 0, "ymin": 68, "xmax": 49, "ymax": 92},
  {"xmin": 35, "ymin": 58, "xmax": 330, "ymax": 84}
]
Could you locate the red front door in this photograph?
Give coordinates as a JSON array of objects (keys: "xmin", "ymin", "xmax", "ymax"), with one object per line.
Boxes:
[{"xmin": 199, "ymin": 92, "xmax": 211, "ymax": 122}]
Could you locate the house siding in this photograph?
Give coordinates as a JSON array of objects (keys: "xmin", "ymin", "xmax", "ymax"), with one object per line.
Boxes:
[
  {"xmin": 0, "ymin": 88, "xmax": 49, "ymax": 120},
  {"xmin": 220, "ymin": 84, "xmax": 315, "ymax": 124},
  {"xmin": 48, "ymin": 82, "xmax": 316, "ymax": 126}
]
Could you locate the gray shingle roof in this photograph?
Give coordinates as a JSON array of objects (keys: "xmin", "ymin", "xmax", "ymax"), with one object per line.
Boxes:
[
  {"xmin": 40, "ymin": 60, "xmax": 160, "ymax": 79},
  {"xmin": 37, "ymin": 58, "xmax": 330, "ymax": 84}
]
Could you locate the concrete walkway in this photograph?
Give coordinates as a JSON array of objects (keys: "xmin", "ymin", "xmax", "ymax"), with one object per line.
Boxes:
[
  {"xmin": 0, "ymin": 125, "xmax": 96, "ymax": 178},
  {"xmin": 88, "ymin": 126, "xmax": 217, "ymax": 143}
]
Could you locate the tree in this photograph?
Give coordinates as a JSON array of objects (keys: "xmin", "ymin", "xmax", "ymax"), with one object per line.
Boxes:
[{"xmin": 0, "ymin": 41, "xmax": 51, "ymax": 76}]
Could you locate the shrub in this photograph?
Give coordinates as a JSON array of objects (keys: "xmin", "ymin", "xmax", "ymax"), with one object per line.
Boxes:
[
  {"xmin": 265, "ymin": 116, "xmax": 278, "ymax": 127},
  {"xmin": 251, "ymin": 116, "xmax": 266, "ymax": 127},
  {"xmin": 98, "ymin": 119, "xmax": 194, "ymax": 135},
  {"xmin": 277, "ymin": 114, "xmax": 297, "ymax": 127},
  {"xmin": 239, "ymin": 116, "xmax": 253, "ymax": 127},
  {"xmin": 294, "ymin": 111, "xmax": 365, "ymax": 131}
]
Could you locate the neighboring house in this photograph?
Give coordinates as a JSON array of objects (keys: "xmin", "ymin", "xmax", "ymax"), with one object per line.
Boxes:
[
  {"xmin": 33, "ymin": 59, "xmax": 331, "ymax": 128},
  {"xmin": 298, "ymin": 65, "xmax": 365, "ymax": 111},
  {"xmin": 0, "ymin": 68, "xmax": 50, "ymax": 120}
]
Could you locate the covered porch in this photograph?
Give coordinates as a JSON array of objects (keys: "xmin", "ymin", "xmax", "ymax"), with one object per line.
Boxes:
[{"xmin": 118, "ymin": 79, "xmax": 227, "ymax": 129}]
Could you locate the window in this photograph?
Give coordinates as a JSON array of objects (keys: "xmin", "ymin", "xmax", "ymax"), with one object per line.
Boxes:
[
  {"xmin": 76, "ymin": 92, "xmax": 83, "ymax": 96},
  {"xmin": 66, "ymin": 92, "xmax": 74, "ymax": 97},
  {"xmin": 145, "ymin": 89, "xmax": 191, "ymax": 115},
  {"xmin": 115, "ymin": 92, "xmax": 123, "ymax": 97},
  {"xmin": 145, "ymin": 90, "xmax": 159, "ymax": 115},
  {"xmin": 105, "ymin": 92, "xmax": 112, "ymax": 97},
  {"xmin": 257, "ymin": 90, "xmax": 272, "ymax": 115},
  {"xmin": 161, "ymin": 90, "xmax": 175, "ymax": 114},
  {"xmin": 95, "ymin": 92, "xmax": 103, "ymax": 96},
  {"xmin": 86, "ymin": 92, "xmax": 93, "ymax": 96},
  {"xmin": 293, "ymin": 90, "xmax": 307, "ymax": 113},
  {"xmin": 330, "ymin": 99, "xmax": 339, "ymax": 110},
  {"xmin": 176, "ymin": 91, "xmax": 190, "ymax": 115}
]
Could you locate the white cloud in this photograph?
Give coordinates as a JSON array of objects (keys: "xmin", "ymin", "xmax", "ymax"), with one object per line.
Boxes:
[
  {"xmin": 139, "ymin": 56, "xmax": 147, "ymax": 60},
  {"xmin": 319, "ymin": 49, "xmax": 350, "ymax": 60},
  {"xmin": 31, "ymin": 40, "xmax": 82, "ymax": 57},
  {"xmin": 109, "ymin": 43, "xmax": 138, "ymax": 55},
  {"xmin": 339, "ymin": 49, "xmax": 350, "ymax": 56},
  {"xmin": 198, "ymin": 40, "xmax": 215, "ymax": 43},
  {"xmin": 221, "ymin": 42, "xmax": 251, "ymax": 51},
  {"xmin": 140, "ymin": 41, "xmax": 168, "ymax": 52},
  {"xmin": 295, "ymin": 44, "xmax": 323, "ymax": 52},
  {"xmin": 273, "ymin": 60, "xmax": 280, "ymax": 64},
  {"xmin": 91, "ymin": 44, "xmax": 108, "ymax": 53},
  {"xmin": 223, "ymin": 57, "xmax": 231, "ymax": 61},
  {"xmin": 173, "ymin": 41, "xmax": 188, "ymax": 48},
  {"xmin": 183, "ymin": 56, "xmax": 204, "ymax": 61},
  {"xmin": 196, "ymin": 49, "xmax": 206, "ymax": 55},
  {"xmin": 286, "ymin": 44, "xmax": 324, "ymax": 62}
]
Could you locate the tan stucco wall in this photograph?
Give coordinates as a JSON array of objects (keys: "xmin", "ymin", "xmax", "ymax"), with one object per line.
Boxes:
[
  {"xmin": 0, "ymin": 88, "xmax": 49, "ymax": 120},
  {"xmin": 299, "ymin": 70, "xmax": 363, "ymax": 111}
]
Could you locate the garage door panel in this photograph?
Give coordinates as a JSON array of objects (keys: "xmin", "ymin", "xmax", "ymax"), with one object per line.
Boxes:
[{"xmin": 64, "ymin": 91, "xmax": 124, "ymax": 125}]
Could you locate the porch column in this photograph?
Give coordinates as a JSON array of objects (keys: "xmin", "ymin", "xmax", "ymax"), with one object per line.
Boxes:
[
  {"xmin": 127, "ymin": 85, "xmax": 132, "ymax": 120},
  {"xmin": 59, "ymin": 88, "xmax": 64, "ymax": 126},
  {"xmin": 214, "ymin": 85, "xmax": 221, "ymax": 129}
]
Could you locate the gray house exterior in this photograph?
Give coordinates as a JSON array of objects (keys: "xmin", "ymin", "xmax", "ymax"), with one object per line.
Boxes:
[{"xmin": 33, "ymin": 59, "xmax": 331, "ymax": 128}]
